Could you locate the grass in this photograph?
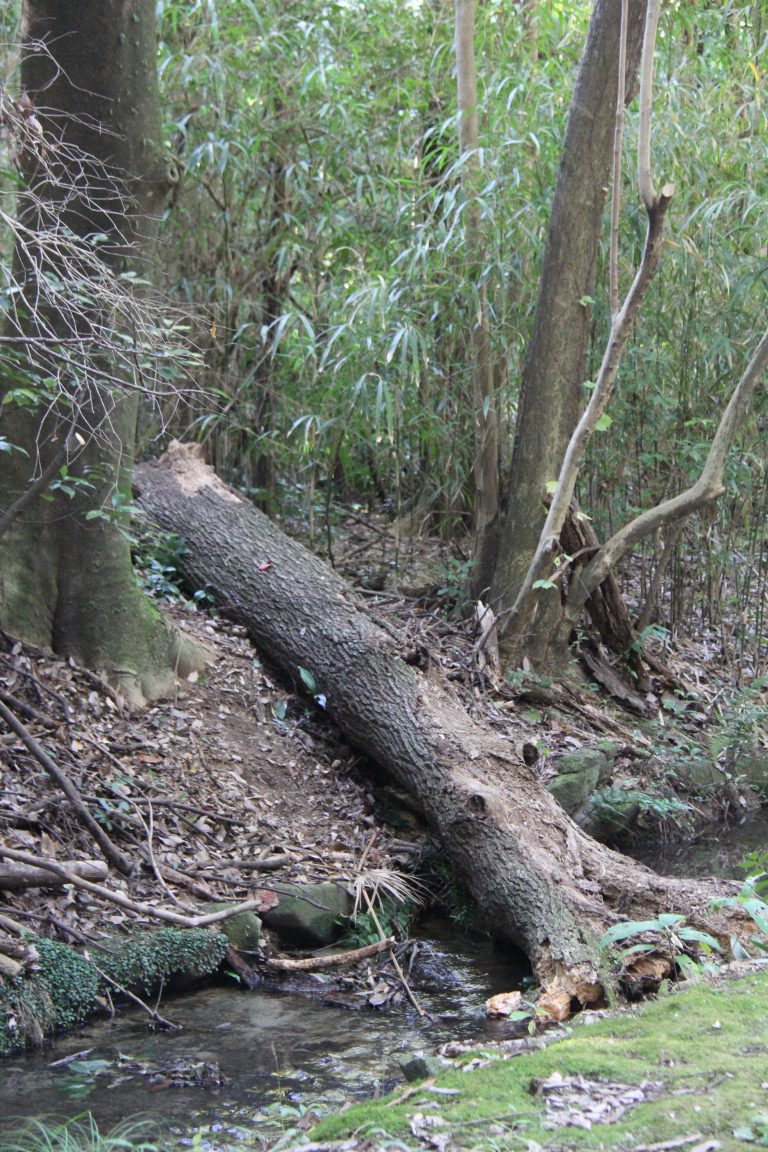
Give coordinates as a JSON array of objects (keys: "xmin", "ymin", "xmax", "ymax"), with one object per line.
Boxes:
[
  {"xmin": 0, "ymin": 1115, "xmax": 158, "ymax": 1152},
  {"xmin": 308, "ymin": 967, "xmax": 768, "ymax": 1150}
]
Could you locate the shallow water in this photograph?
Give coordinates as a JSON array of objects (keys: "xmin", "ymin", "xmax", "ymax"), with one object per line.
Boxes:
[
  {"xmin": 631, "ymin": 807, "xmax": 768, "ymax": 878},
  {"xmin": 2, "ymin": 812, "xmax": 766, "ymax": 1146},
  {"xmin": 0, "ymin": 926, "xmax": 528, "ymax": 1146}
]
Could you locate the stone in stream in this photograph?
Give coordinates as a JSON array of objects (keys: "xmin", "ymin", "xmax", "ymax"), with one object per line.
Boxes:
[{"xmin": 260, "ymin": 881, "xmax": 354, "ymax": 947}]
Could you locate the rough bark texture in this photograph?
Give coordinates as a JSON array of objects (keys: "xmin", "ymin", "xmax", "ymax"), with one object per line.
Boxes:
[
  {"xmin": 135, "ymin": 444, "xmax": 748, "ymax": 998},
  {"xmin": 0, "ymin": 0, "xmax": 203, "ymax": 704},
  {"xmin": 491, "ymin": 0, "xmax": 647, "ymax": 666}
]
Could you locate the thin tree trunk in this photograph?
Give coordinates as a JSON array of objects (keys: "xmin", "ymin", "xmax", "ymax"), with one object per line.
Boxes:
[
  {"xmin": 135, "ymin": 444, "xmax": 749, "ymax": 1001},
  {"xmin": 455, "ymin": 0, "xmax": 499, "ymax": 596}
]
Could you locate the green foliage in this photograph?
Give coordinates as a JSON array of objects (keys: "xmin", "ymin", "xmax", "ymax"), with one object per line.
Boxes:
[
  {"xmin": 154, "ymin": 0, "xmax": 586, "ymax": 527},
  {"xmin": 709, "ymin": 677, "xmax": 768, "ymax": 778},
  {"xmin": 0, "ymin": 930, "xmax": 228, "ymax": 1056},
  {"xmin": 130, "ymin": 522, "xmax": 190, "ymax": 601},
  {"xmin": 0, "ymin": 1114, "xmax": 158, "ymax": 1152},
  {"xmin": 33, "ymin": 939, "xmax": 102, "ymax": 1034},
  {"xmin": 420, "ymin": 853, "xmax": 479, "ymax": 933},
  {"xmin": 710, "ymin": 853, "xmax": 768, "ymax": 958},
  {"xmin": 590, "ymin": 785, "xmax": 693, "ymax": 829},
  {"xmin": 600, "ymin": 912, "xmax": 721, "ymax": 980},
  {"xmin": 338, "ymin": 899, "xmax": 402, "ymax": 949}
]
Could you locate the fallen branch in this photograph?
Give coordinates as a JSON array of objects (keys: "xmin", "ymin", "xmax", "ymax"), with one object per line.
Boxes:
[
  {"xmin": 0, "ymin": 846, "xmax": 271, "ymax": 928},
  {"xmin": 0, "ymin": 697, "xmax": 133, "ymax": 875},
  {"xmin": 0, "ymin": 858, "xmax": 108, "ymax": 890},
  {"xmin": 86, "ymin": 954, "xmax": 181, "ymax": 1031},
  {"xmin": 265, "ymin": 936, "xmax": 395, "ymax": 971}
]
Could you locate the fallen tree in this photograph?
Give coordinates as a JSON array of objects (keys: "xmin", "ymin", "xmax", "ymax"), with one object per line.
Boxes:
[{"xmin": 135, "ymin": 443, "xmax": 749, "ymax": 1002}]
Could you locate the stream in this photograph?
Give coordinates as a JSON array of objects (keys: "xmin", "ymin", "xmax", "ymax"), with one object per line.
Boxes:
[
  {"xmin": 0, "ymin": 923, "xmax": 529, "ymax": 1147},
  {"xmin": 0, "ymin": 812, "xmax": 766, "ymax": 1148}
]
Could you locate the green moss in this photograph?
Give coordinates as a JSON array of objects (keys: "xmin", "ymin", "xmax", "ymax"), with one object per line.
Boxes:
[
  {"xmin": 92, "ymin": 928, "xmax": 228, "ymax": 995},
  {"xmin": 310, "ymin": 969, "xmax": 768, "ymax": 1150},
  {"xmin": 0, "ymin": 929, "xmax": 228, "ymax": 1056}
]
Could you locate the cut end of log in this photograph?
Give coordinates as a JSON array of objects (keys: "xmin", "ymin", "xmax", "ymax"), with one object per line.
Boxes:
[{"xmin": 159, "ymin": 441, "xmax": 241, "ymax": 504}]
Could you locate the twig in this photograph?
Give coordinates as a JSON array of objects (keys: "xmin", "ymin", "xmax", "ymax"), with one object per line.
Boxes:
[
  {"xmin": 362, "ymin": 889, "xmax": 425, "ymax": 1017},
  {"xmin": 0, "ymin": 697, "xmax": 133, "ymax": 875},
  {"xmin": 264, "ymin": 936, "xmax": 395, "ymax": 971},
  {"xmin": 86, "ymin": 954, "xmax": 181, "ymax": 1031},
  {"xmin": 192, "ymin": 853, "xmax": 292, "ymax": 872},
  {"xmin": 132, "ymin": 799, "xmax": 191, "ymax": 910},
  {"xmin": 0, "ymin": 688, "xmax": 55, "ymax": 727}
]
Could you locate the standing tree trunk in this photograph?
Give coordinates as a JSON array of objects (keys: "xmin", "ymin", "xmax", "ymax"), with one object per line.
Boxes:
[
  {"xmin": 135, "ymin": 444, "xmax": 748, "ymax": 1002},
  {"xmin": 0, "ymin": 0, "xmax": 205, "ymax": 704},
  {"xmin": 455, "ymin": 0, "xmax": 500, "ymax": 597},
  {"xmin": 489, "ymin": 0, "xmax": 647, "ymax": 669}
]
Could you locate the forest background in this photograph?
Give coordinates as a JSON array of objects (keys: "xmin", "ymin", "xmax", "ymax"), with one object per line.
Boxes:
[{"xmin": 0, "ymin": 0, "xmax": 766, "ymax": 688}]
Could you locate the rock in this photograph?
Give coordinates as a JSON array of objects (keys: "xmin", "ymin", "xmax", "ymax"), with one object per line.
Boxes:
[
  {"xmin": 260, "ymin": 881, "xmax": 353, "ymax": 947},
  {"xmin": 218, "ymin": 910, "xmax": 263, "ymax": 952},
  {"xmin": 579, "ymin": 785, "xmax": 642, "ymax": 839},
  {"xmin": 397, "ymin": 1052, "xmax": 451, "ymax": 1082},
  {"xmin": 546, "ymin": 747, "xmax": 613, "ymax": 815}
]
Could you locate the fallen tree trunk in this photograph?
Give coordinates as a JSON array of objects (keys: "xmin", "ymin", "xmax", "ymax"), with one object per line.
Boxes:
[{"xmin": 134, "ymin": 444, "xmax": 748, "ymax": 1000}]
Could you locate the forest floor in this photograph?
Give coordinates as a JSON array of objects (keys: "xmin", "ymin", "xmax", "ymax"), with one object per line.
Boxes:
[
  {"xmin": 1, "ymin": 512, "xmax": 751, "ymax": 956},
  {"xmin": 1, "ymin": 514, "xmax": 767, "ymax": 1151}
]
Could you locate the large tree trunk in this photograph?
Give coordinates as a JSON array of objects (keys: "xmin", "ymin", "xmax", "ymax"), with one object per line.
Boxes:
[
  {"xmin": 490, "ymin": 0, "xmax": 647, "ymax": 669},
  {"xmin": 0, "ymin": 0, "xmax": 204, "ymax": 704},
  {"xmin": 135, "ymin": 444, "xmax": 748, "ymax": 1000}
]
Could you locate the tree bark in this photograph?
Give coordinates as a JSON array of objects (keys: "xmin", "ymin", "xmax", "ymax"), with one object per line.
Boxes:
[
  {"xmin": 0, "ymin": 0, "xmax": 205, "ymax": 704},
  {"xmin": 490, "ymin": 0, "xmax": 647, "ymax": 667},
  {"xmin": 135, "ymin": 443, "xmax": 748, "ymax": 1000}
]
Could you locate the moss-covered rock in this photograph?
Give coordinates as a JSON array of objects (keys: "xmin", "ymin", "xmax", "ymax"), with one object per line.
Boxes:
[
  {"xmin": 546, "ymin": 747, "xmax": 614, "ymax": 816},
  {"xmin": 0, "ymin": 928, "xmax": 229, "ymax": 1057},
  {"xmin": 205, "ymin": 906, "xmax": 262, "ymax": 952},
  {"xmin": 261, "ymin": 881, "xmax": 353, "ymax": 947}
]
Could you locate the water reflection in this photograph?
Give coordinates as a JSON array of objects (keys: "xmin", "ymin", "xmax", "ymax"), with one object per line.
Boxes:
[{"xmin": 0, "ymin": 929, "xmax": 528, "ymax": 1145}]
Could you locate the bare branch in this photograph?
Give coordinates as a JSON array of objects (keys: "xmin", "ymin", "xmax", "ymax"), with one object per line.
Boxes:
[
  {"xmin": 0, "ymin": 72, "xmax": 205, "ymax": 459},
  {"xmin": 0, "ymin": 696, "xmax": 134, "ymax": 875},
  {"xmin": 568, "ymin": 328, "xmax": 768, "ymax": 614},
  {"xmin": 0, "ymin": 845, "xmax": 272, "ymax": 929}
]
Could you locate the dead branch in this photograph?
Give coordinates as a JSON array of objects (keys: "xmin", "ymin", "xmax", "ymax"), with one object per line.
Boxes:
[
  {"xmin": 0, "ymin": 697, "xmax": 133, "ymax": 875},
  {"xmin": 85, "ymin": 954, "xmax": 181, "ymax": 1031},
  {"xmin": 0, "ymin": 846, "xmax": 270, "ymax": 928},
  {"xmin": 0, "ymin": 858, "xmax": 108, "ymax": 890},
  {"xmin": 264, "ymin": 936, "xmax": 395, "ymax": 971}
]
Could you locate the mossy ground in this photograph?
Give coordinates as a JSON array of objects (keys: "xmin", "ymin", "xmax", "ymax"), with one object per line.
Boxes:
[
  {"xmin": 0, "ymin": 929, "xmax": 228, "ymax": 1056},
  {"xmin": 310, "ymin": 968, "xmax": 768, "ymax": 1151}
]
